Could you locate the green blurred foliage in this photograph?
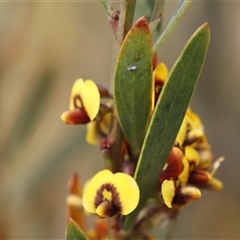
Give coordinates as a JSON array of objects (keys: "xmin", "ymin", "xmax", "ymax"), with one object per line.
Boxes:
[{"xmin": 0, "ymin": 2, "xmax": 239, "ymax": 239}]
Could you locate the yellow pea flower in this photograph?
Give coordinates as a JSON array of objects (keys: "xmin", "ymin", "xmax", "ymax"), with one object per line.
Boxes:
[
  {"xmin": 82, "ymin": 170, "xmax": 139, "ymax": 218},
  {"xmin": 153, "ymin": 62, "xmax": 168, "ymax": 86},
  {"xmin": 61, "ymin": 78, "xmax": 100, "ymax": 124}
]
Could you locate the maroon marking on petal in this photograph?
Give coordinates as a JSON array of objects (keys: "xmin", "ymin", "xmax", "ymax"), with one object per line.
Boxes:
[
  {"xmin": 94, "ymin": 183, "xmax": 122, "ymax": 213},
  {"xmin": 97, "ymin": 200, "xmax": 118, "ymax": 218}
]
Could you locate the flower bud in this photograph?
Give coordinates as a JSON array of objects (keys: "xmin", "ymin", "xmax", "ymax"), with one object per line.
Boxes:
[
  {"xmin": 61, "ymin": 109, "xmax": 90, "ymax": 124},
  {"xmin": 172, "ymin": 186, "xmax": 201, "ymax": 207},
  {"xmin": 188, "ymin": 169, "xmax": 212, "ymax": 185},
  {"xmin": 96, "ymin": 84, "xmax": 112, "ymax": 98},
  {"xmin": 160, "ymin": 147, "xmax": 184, "ymax": 181}
]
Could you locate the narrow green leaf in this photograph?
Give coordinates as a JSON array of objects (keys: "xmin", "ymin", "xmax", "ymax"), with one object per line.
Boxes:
[
  {"xmin": 153, "ymin": 0, "xmax": 191, "ymax": 53},
  {"xmin": 66, "ymin": 218, "xmax": 89, "ymax": 240},
  {"xmin": 114, "ymin": 16, "xmax": 153, "ymax": 156},
  {"xmin": 100, "ymin": 0, "xmax": 111, "ymax": 9},
  {"xmin": 121, "ymin": 0, "xmax": 136, "ymax": 39},
  {"xmin": 124, "ymin": 23, "xmax": 210, "ymax": 231},
  {"xmin": 115, "ymin": 0, "xmax": 136, "ymax": 43},
  {"xmin": 150, "ymin": 0, "xmax": 165, "ymax": 41},
  {"xmin": 150, "ymin": 0, "xmax": 166, "ymax": 22},
  {"xmin": 134, "ymin": 0, "xmax": 155, "ymax": 22}
]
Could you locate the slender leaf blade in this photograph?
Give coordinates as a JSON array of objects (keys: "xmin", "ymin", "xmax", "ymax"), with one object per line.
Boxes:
[
  {"xmin": 153, "ymin": 0, "xmax": 191, "ymax": 53},
  {"xmin": 150, "ymin": 0, "xmax": 165, "ymax": 41},
  {"xmin": 124, "ymin": 23, "xmax": 210, "ymax": 231},
  {"xmin": 114, "ymin": 16, "xmax": 153, "ymax": 156},
  {"xmin": 134, "ymin": 0, "xmax": 155, "ymax": 22},
  {"xmin": 66, "ymin": 218, "xmax": 89, "ymax": 240}
]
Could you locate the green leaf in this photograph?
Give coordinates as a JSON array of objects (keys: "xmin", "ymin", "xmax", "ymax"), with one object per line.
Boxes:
[
  {"xmin": 150, "ymin": 0, "xmax": 166, "ymax": 22},
  {"xmin": 150, "ymin": 0, "xmax": 165, "ymax": 41},
  {"xmin": 114, "ymin": 16, "xmax": 153, "ymax": 156},
  {"xmin": 66, "ymin": 218, "xmax": 89, "ymax": 240},
  {"xmin": 153, "ymin": 0, "xmax": 191, "ymax": 53},
  {"xmin": 134, "ymin": 0, "xmax": 155, "ymax": 22},
  {"xmin": 123, "ymin": 22, "xmax": 210, "ymax": 231}
]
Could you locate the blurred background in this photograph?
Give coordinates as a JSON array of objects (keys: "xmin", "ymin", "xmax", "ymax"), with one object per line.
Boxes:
[{"xmin": 1, "ymin": 1, "xmax": 239, "ymax": 239}]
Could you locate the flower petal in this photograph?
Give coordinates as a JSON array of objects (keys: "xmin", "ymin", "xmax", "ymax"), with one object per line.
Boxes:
[
  {"xmin": 172, "ymin": 186, "xmax": 201, "ymax": 206},
  {"xmin": 154, "ymin": 62, "xmax": 168, "ymax": 85},
  {"xmin": 178, "ymin": 157, "xmax": 189, "ymax": 186},
  {"xmin": 161, "ymin": 179, "xmax": 175, "ymax": 208},
  {"xmin": 176, "ymin": 117, "xmax": 187, "ymax": 147},
  {"xmin": 185, "ymin": 146, "xmax": 200, "ymax": 167},
  {"xmin": 160, "ymin": 147, "xmax": 184, "ymax": 181},
  {"xmin": 79, "ymin": 79, "xmax": 100, "ymax": 120},
  {"xmin": 186, "ymin": 108, "xmax": 203, "ymax": 130},
  {"xmin": 82, "ymin": 170, "xmax": 113, "ymax": 214},
  {"xmin": 111, "ymin": 173, "xmax": 140, "ymax": 215},
  {"xmin": 69, "ymin": 79, "xmax": 84, "ymax": 110},
  {"xmin": 61, "ymin": 109, "xmax": 90, "ymax": 124}
]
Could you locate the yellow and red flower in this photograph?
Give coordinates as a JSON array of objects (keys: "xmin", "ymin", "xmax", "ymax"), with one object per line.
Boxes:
[
  {"xmin": 153, "ymin": 62, "xmax": 223, "ymax": 209},
  {"xmin": 82, "ymin": 170, "xmax": 140, "ymax": 218},
  {"xmin": 61, "ymin": 78, "xmax": 101, "ymax": 124}
]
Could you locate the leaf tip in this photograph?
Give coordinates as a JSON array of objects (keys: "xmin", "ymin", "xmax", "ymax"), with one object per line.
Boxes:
[{"xmin": 134, "ymin": 16, "xmax": 149, "ymax": 31}]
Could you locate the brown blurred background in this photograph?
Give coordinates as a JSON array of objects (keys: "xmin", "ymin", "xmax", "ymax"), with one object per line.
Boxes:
[{"xmin": 0, "ymin": 1, "xmax": 239, "ymax": 239}]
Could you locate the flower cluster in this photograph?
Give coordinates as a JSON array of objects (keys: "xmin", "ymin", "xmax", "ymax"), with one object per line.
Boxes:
[
  {"xmin": 152, "ymin": 64, "xmax": 223, "ymax": 209},
  {"xmin": 62, "ymin": 62, "xmax": 223, "ymax": 239}
]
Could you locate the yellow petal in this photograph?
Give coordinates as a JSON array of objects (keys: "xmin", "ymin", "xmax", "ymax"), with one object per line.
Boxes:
[
  {"xmin": 79, "ymin": 79, "xmax": 100, "ymax": 120},
  {"xmin": 176, "ymin": 117, "xmax": 187, "ymax": 147},
  {"xmin": 85, "ymin": 113, "xmax": 112, "ymax": 145},
  {"xmin": 82, "ymin": 170, "xmax": 113, "ymax": 214},
  {"xmin": 69, "ymin": 79, "xmax": 84, "ymax": 110},
  {"xmin": 161, "ymin": 180, "xmax": 175, "ymax": 208},
  {"xmin": 186, "ymin": 108, "xmax": 203, "ymax": 130},
  {"xmin": 154, "ymin": 63, "xmax": 168, "ymax": 84},
  {"xmin": 185, "ymin": 146, "xmax": 200, "ymax": 167},
  {"xmin": 111, "ymin": 173, "xmax": 140, "ymax": 215},
  {"xmin": 186, "ymin": 129, "xmax": 204, "ymax": 145},
  {"xmin": 206, "ymin": 177, "xmax": 223, "ymax": 191},
  {"xmin": 86, "ymin": 121, "xmax": 100, "ymax": 145},
  {"xmin": 99, "ymin": 112, "xmax": 112, "ymax": 134},
  {"xmin": 178, "ymin": 157, "xmax": 189, "ymax": 186}
]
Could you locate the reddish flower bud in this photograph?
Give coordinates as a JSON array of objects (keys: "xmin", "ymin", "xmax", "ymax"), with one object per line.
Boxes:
[
  {"xmin": 97, "ymin": 84, "xmax": 112, "ymax": 98},
  {"xmin": 160, "ymin": 147, "xmax": 184, "ymax": 182},
  {"xmin": 172, "ymin": 186, "xmax": 201, "ymax": 207},
  {"xmin": 188, "ymin": 169, "xmax": 212, "ymax": 185},
  {"xmin": 61, "ymin": 108, "xmax": 90, "ymax": 124},
  {"xmin": 68, "ymin": 173, "xmax": 81, "ymax": 195}
]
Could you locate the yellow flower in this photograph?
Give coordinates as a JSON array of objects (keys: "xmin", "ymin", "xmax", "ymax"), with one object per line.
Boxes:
[
  {"xmin": 61, "ymin": 78, "xmax": 100, "ymax": 124},
  {"xmin": 152, "ymin": 62, "xmax": 168, "ymax": 108},
  {"xmin": 82, "ymin": 170, "xmax": 139, "ymax": 218},
  {"xmin": 86, "ymin": 111, "xmax": 112, "ymax": 145}
]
